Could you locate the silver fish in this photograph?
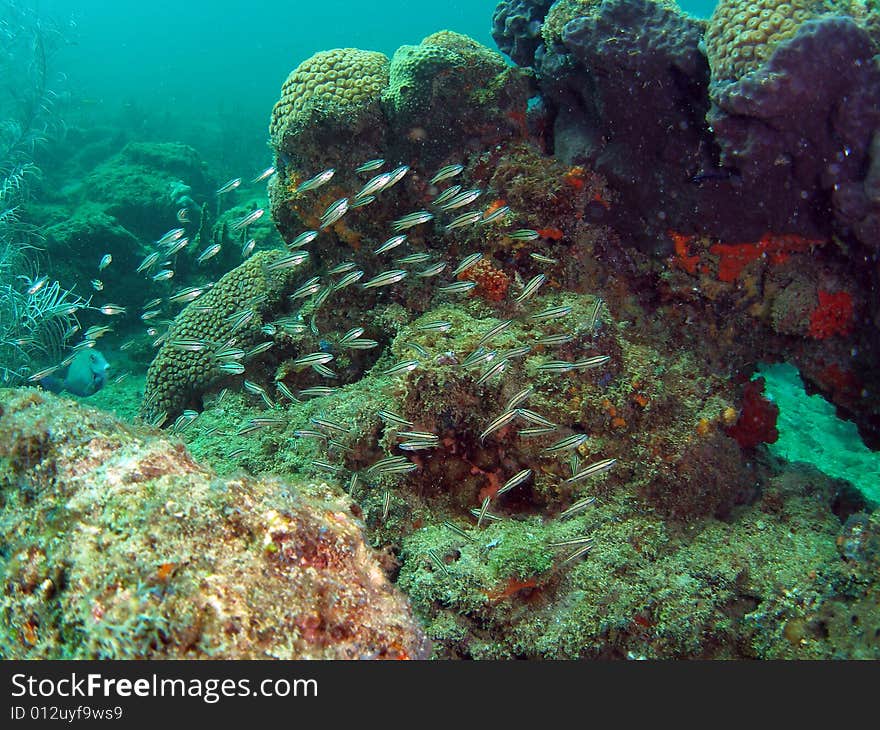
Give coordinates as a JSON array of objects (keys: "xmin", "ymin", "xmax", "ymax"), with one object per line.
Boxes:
[
  {"xmin": 391, "ymin": 210, "xmax": 433, "ymax": 232},
  {"xmin": 157, "ymin": 228, "xmax": 185, "ymax": 245},
  {"xmin": 164, "ymin": 236, "xmax": 190, "ymax": 256},
  {"xmin": 535, "ymin": 360, "xmax": 576, "ymax": 373},
  {"xmin": 168, "ymin": 286, "xmax": 206, "ymax": 304},
  {"xmin": 438, "ymin": 188, "xmax": 481, "ymax": 211},
  {"xmin": 350, "ymin": 195, "xmax": 376, "ymax": 209},
  {"xmin": 477, "ymin": 319, "xmax": 514, "ymax": 348},
  {"xmin": 508, "ymin": 229, "xmax": 539, "ymax": 241},
  {"xmin": 361, "ymin": 269, "xmax": 407, "ymax": 289},
  {"xmin": 430, "ymin": 164, "xmax": 464, "ymax": 185},
  {"xmin": 177, "ymin": 207, "xmax": 189, "ymax": 223},
  {"xmin": 299, "ymin": 386, "xmax": 338, "ymax": 398},
  {"xmin": 417, "ymin": 320, "xmax": 452, "ymax": 332},
  {"xmin": 479, "ymin": 409, "xmax": 518, "ymax": 443},
  {"xmin": 319, "ymin": 198, "xmax": 349, "ymax": 229},
  {"xmin": 505, "ymin": 385, "xmax": 534, "ymax": 411},
  {"xmin": 251, "ymin": 166, "xmax": 276, "ymax": 183},
  {"xmin": 90, "ymin": 279, "xmax": 104, "ymax": 291},
  {"xmin": 327, "ymin": 261, "xmax": 357, "ymax": 275},
  {"xmin": 437, "ymin": 281, "xmax": 476, "ymax": 294},
  {"xmin": 481, "ymin": 205, "xmax": 510, "ymax": 224},
  {"xmin": 476, "ymin": 357, "xmax": 509, "ymax": 385},
  {"xmin": 241, "ymin": 238, "xmax": 256, "ymax": 258},
  {"xmin": 396, "ymin": 252, "xmax": 432, "ymax": 265},
  {"xmin": 382, "ymin": 165, "xmax": 410, "ymax": 190},
  {"xmin": 452, "ymin": 253, "xmax": 483, "ymax": 276},
  {"xmin": 559, "ymin": 496, "xmax": 596, "ymax": 520},
  {"xmin": 339, "ymin": 326, "xmax": 365, "ymax": 344},
  {"xmin": 137, "ymin": 251, "xmax": 162, "ymax": 273},
  {"xmin": 289, "ymin": 230, "xmax": 318, "ymax": 248},
  {"xmin": 266, "ymin": 250, "xmax": 309, "ymax": 272},
  {"xmin": 356, "ymin": 158, "xmax": 385, "ymax": 173},
  {"xmin": 536, "ymin": 333, "xmax": 574, "ymax": 346},
  {"xmin": 415, "ymin": 262, "xmax": 446, "ymax": 278},
  {"xmin": 529, "ymin": 305, "xmax": 573, "ymax": 321},
  {"xmin": 98, "ymin": 254, "xmax": 112, "ymax": 271},
  {"xmin": 572, "ymin": 356, "xmax": 610, "ymax": 370},
  {"xmin": 530, "ymin": 253, "xmax": 559, "ymax": 265},
  {"xmin": 515, "ymin": 274, "xmax": 546, "ymax": 303},
  {"xmin": 542, "ymin": 433, "xmax": 588, "ymax": 453},
  {"xmin": 432, "ymin": 184, "xmax": 462, "ymax": 206},
  {"xmin": 98, "ymin": 304, "xmax": 126, "ymax": 316},
  {"xmin": 356, "ymin": 172, "xmax": 393, "ymax": 199},
  {"xmin": 290, "ymin": 277, "xmax": 323, "ymax": 300},
  {"xmin": 445, "ymin": 211, "xmax": 482, "ymax": 231},
  {"xmin": 377, "ymin": 410, "xmax": 413, "ymax": 427},
  {"xmin": 332, "ymin": 270, "xmax": 365, "ymax": 290},
  {"xmin": 374, "ymin": 234, "xmax": 408, "ymax": 255},
  {"xmin": 565, "ymin": 458, "xmax": 616, "ymax": 483},
  {"xmin": 232, "ymin": 209, "xmax": 264, "ymax": 232},
  {"xmin": 197, "ymin": 244, "xmax": 222, "ymax": 263},
  {"xmin": 381, "ymin": 360, "xmax": 419, "ymax": 376},
  {"xmin": 296, "ymin": 168, "xmax": 335, "ymax": 193},
  {"xmin": 293, "ymin": 352, "xmax": 334, "ymax": 368},
  {"xmin": 496, "ymin": 468, "xmax": 532, "ymax": 496},
  {"xmin": 216, "ymin": 177, "xmax": 242, "ymax": 194},
  {"xmin": 344, "ymin": 338, "xmax": 379, "ymax": 349}
]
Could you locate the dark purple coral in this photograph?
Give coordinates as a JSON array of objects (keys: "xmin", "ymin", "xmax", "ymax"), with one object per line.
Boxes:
[
  {"xmin": 491, "ymin": 0, "xmax": 554, "ymax": 67},
  {"xmin": 537, "ymin": 0, "xmax": 729, "ymax": 250},
  {"xmin": 708, "ymin": 16, "xmax": 880, "ymax": 253}
]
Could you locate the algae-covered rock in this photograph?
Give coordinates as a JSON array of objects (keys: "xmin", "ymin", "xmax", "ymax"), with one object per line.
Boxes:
[
  {"xmin": 0, "ymin": 389, "xmax": 429, "ymax": 659},
  {"xmin": 81, "ymin": 142, "xmax": 212, "ymax": 239}
]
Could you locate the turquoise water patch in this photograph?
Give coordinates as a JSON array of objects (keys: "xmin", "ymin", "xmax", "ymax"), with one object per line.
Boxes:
[{"xmin": 758, "ymin": 362, "xmax": 880, "ymax": 505}]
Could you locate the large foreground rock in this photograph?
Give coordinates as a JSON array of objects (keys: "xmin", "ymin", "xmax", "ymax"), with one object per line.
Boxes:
[{"xmin": 0, "ymin": 389, "xmax": 429, "ymax": 659}]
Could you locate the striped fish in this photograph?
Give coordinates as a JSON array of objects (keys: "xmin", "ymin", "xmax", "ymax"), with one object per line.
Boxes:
[
  {"xmin": 432, "ymin": 184, "xmax": 462, "ymax": 206},
  {"xmin": 507, "ymin": 229, "xmax": 539, "ymax": 241},
  {"xmin": 565, "ymin": 458, "xmax": 616, "ymax": 483},
  {"xmin": 361, "ymin": 269, "xmax": 407, "ymax": 289},
  {"xmin": 319, "ymin": 198, "xmax": 349, "ymax": 229},
  {"xmin": 374, "ymin": 234, "xmax": 408, "ymax": 255},
  {"xmin": 559, "ymin": 496, "xmax": 596, "ymax": 520},
  {"xmin": 445, "ymin": 211, "xmax": 482, "ymax": 231},
  {"xmin": 430, "ymin": 164, "xmax": 464, "ymax": 185},
  {"xmin": 391, "ymin": 211, "xmax": 433, "ymax": 232},
  {"xmin": 514, "ymin": 274, "xmax": 546, "ymax": 303},
  {"xmin": 289, "ymin": 230, "xmax": 319, "ymax": 248},
  {"xmin": 356, "ymin": 158, "xmax": 385, "ymax": 173},
  {"xmin": 479, "ymin": 409, "xmax": 518, "ymax": 443},
  {"xmin": 452, "ymin": 252, "xmax": 482, "ymax": 276},
  {"xmin": 296, "ymin": 168, "xmax": 335, "ymax": 193},
  {"xmin": 415, "ymin": 262, "xmax": 446, "ymax": 278},
  {"xmin": 438, "ymin": 188, "xmax": 481, "ymax": 211},
  {"xmin": 542, "ymin": 433, "xmax": 588, "ymax": 453},
  {"xmin": 529, "ymin": 305, "xmax": 573, "ymax": 322},
  {"xmin": 382, "ymin": 360, "xmax": 419, "ymax": 376},
  {"xmin": 437, "ymin": 281, "xmax": 476, "ymax": 294},
  {"xmin": 476, "ymin": 319, "xmax": 514, "ymax": 348},
  {"xmin": 496, "ymin": 468, "xmax": 532, "ymax": 496}
]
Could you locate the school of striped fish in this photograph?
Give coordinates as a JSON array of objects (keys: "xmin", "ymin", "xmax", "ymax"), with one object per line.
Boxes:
[{"xmin": 49, "ymin": 155, "xmax": 619, "ymax": 570}]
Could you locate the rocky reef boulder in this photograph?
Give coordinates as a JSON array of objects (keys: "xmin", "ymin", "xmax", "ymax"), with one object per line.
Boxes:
[{"xmin": 0, "ymin": 388, "xmax": 430, "ymax": 659}]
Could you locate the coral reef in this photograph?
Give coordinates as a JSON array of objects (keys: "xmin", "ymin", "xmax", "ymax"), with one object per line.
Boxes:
[
  {"xmin": 492, "ymin": 0, "xmax": 555, "ymax": 66},
  {"xmin": 704, "ymin": 0, "xmax": 832, "ymax": 81},
  {"xmin": 140, "ymin": 250, "xmax": 301, "ymax": 424},
  {"xmin": 0, "ymin": 389, "xmax": 429, "ymax": 659}
]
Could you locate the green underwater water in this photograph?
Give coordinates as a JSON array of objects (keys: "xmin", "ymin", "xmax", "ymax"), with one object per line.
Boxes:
[{"xmin": 760, "ymin": 363, "xmax": 880, "ymax": 506}]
